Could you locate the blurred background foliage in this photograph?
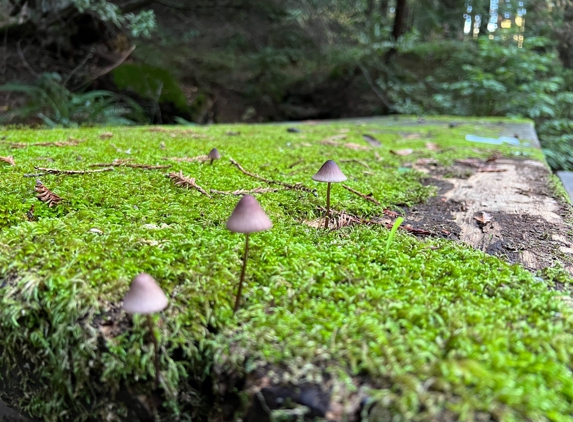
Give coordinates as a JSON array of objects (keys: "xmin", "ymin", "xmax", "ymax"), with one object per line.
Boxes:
[{"xmin": 2, "ymin": 0, "xmax": 573, "ymax": 169}]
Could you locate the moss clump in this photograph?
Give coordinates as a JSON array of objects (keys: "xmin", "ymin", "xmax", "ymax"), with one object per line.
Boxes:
[{"xmin": 0, "ymin": 117, "xmax": 571, "ymax": 421}]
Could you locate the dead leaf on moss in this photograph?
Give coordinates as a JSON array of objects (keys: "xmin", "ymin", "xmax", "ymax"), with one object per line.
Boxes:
[
  {"xmin": 344, "ymin": 143, "xmax": 370, "ymax": 150},
  {"xmin": 300, "ymin": 142, "xmax": 312, "ymax": 147},
  {"xmin": 320, "ymin": 134, "xmax": 346, "ymax": 146},
  {"xmin": 474, "ymin": 212, "xmax": 493, "ymax": 225},
  {"xmin": 0, "ymin": 156, "xmax": 15, "ymax": 166},
  {"xmin": 89, "ymin": 228, "xmax": 103, "ymax": 234},
  {"xmin": 416, "ymin": 158, "xmax": 438, "ymax": 165},
  {"xmin": 99, "ymin": 132, "xmax": 113, "ymax": 139},
  {"xmin": 455, "ymin": 158, "xmax": 483, "ymax": 168},
  {"xmin": 425, "ymin": 142, "xmax": 440, "ymax": 151},
  {"xmin": 390, "ymin": 149, "xmax": 414, "ymax": 156},
  {"xmin": 362, "ymin": 134, "xmax": 381, "ymax": 147},
  {"xmin": 401, "ymin": 133, "xmax": 422, "ymax": 140}
]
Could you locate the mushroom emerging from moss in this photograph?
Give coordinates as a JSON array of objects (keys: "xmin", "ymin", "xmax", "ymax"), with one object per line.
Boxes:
[
  {"xmin": 312, "ymin": 160, "xmax": 347, "ymax": 229},
  {"xmin": 122, "ymin": 273, "xmax": 168, "ymax": 385},
  {"xmin": 226, "ymin": 195, "xmax": 272, "ymax": 313},
  {"xmin": 208, "ymin": 148, "xmax": 221, "ymax": 165}
]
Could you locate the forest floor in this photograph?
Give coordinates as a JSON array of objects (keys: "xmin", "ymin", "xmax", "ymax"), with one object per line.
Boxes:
[{"xmin": 1, "ymin": 116, "xmax": 573, "ymax": 421}]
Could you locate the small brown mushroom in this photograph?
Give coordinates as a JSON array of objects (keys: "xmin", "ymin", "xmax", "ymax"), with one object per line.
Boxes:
[
  {"xmin": 122, "ymin": 273, "xmax": 168, "ymax": 385},
  {"xmin": 312, "ymin": 160, "xmax": 347, "ymax": 229},
  {"xmin": 208, "ymin": 148, "xmax": 221, "ymax": 165},
  {"xmin": 226, "ymin": 195, "xmax": 272, "ymax": 312}
]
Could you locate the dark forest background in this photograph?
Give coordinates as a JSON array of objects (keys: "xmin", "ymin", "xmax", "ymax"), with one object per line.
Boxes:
[{"xmin": 2, "ymin": 0, "xmax": 573, "ymax": 169}]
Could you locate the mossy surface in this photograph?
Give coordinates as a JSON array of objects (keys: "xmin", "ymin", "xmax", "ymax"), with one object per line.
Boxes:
[{"xmin": 0, "ymin": 116, "xmax": 572, "ymax": 421}]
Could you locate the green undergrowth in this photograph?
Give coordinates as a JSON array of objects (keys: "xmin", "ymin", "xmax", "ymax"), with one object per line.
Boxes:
[{"xmin": 0, "ymin": 116, "xmax": 571, "ymax": 421}]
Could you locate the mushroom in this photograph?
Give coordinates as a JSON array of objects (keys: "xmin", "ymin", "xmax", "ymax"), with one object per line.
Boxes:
[
  {"xmin": 312, "ymin": 160, "xmax": 347, "ymax": 229},
  {"xmin": 122, "ymin": 273, "xmax": 168, "ymax": 385},
  {"xmin": 226, "ymin": 195, "xmax": 272, "ymax": 312},
  {"xmin": 208, "ymin": 148, "xmax": 221, "ymax": 165}
]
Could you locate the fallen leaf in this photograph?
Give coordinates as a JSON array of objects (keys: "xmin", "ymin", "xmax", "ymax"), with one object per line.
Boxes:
[
  {"xmin": 89, "ymin": 228, "xmax": 103, "ymax": 234},
  {"xmin": 300, "ymin": 142, "xmax": 312, "ymax": 147},
  {"xmin": 416, "ymin": 158, "xmax": 438, "ymax": 165},
  {"xmin": 425, "ymin": 142, "xmax": 440, "ymax": 151},
  {"xmin": 99, "ymin": 132, "xmax": 113, "ymax": 139},
  {"xmin": 287, "ymin": 127, "xmax": 301, "ymax": 133},
  {"xmin": 401, "ymin": 133, "xmax": 422, "ymax": 140},
  {"xmin": 320, "ymin": 134, "xmax": 347, "ymax": 146},
  {"xmin": 383, "ymin": 209, "xmax": 399, "ymax": 218},
  {"xmin": 226, "ymin": 131, "xmax": 240, "ymax": 136},
  {"xmin": 0, "ymin": 156, "xmax": 15, "ymax": 166},
  {"xmin": 345, "ymin": 143, "xmax": 370, "ymax": 150},
  {"xmin": 474, "ymin": 212, "xmax": 493, "ymax": 225},
  {"xmin": 362, "ymin": 134, "xmax": 382, "ymax": 147},
  {"xmin": 390, "ymin": 149, "xmax": 414, "ymax": 156}
]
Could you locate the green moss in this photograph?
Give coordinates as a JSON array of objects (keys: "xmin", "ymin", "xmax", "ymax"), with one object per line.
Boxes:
[{"xmin": 0, "ymin": 116, "xmax": 572, "ymax": 421}]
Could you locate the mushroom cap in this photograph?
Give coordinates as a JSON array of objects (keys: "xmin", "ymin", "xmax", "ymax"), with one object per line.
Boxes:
[
  {"xmin": 208, "ymin": 148, "xmax": 221, "ymax": 160},
  {"xmin": 312, "ymin": 160, "xmax": 347, "ymax": 183},
  {"xmin": 122, "ymin": 273, "xmax": 168, "ymax": 314},
  {"xmin": 226, "ymin": 195, "xmax": 273, "ymax": 234}
]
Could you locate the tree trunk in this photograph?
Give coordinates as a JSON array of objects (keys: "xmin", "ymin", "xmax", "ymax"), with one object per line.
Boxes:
[{"xmin": 392, "ymin": 0, "xmax": 408, "ymax": 41}]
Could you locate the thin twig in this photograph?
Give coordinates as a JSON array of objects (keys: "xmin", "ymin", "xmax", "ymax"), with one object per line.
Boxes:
[
  {"xmin": 162, "ymin": 156, "xmax": 209, "ymax": 163},
  {"xmin": 76, "ymin": 45, "xmax": 136, "ymax": 90},
  {"xmin": 288, "ymin": 159, "xmax": 304, "ymax": 168},
  {"xmin": 229, "ymin": 158, "xmax": 317, "ymax": 197},
  {"xmin": 90, "ymin": 162, "xmax": 170, "ymax": 170},
  {"xmin": 34, "ymin": 166, "xmax": 114, "ymax": 175},
  {"xmin": 167, "ymin": 171, "xmax": 211, "ymax": 198},
  {"xmin": 211, "ymin": 187, "xmax": 282, "ymax": 196},
  {"xmin": 24, "ymin": 173, "xmax": 47, "ymax": 178},
  {"xmin": 340, "ymin": 159, "xmax": 371, "ymax": 169},
  {"xmin": 341, "ymin": 184, "xmax": 380, "ymax": 205},
  {"xmin": 64, "ymin": 46, "xmax": 95, "ymax": 87},
  {"xmin": 357, "ymin": 62, "xmax": 393, "ymax": 110},
  {"xmin": 17, "ymin": 39, "xmax": 39, "ymax": 78}
]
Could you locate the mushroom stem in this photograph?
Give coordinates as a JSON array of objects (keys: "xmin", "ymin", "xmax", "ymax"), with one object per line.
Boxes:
[
  {"xmin": 210, "ymin": 158, "xmax": 214, "ymax": 165},
  {"xmin": 325, "ymin": 182, "xmax": 332, "ymax": 229},
  {"xmin": 234, "ymin": 233, "xmax": 250, "ymax": 313},
  {"xmin": 147, "ymin": 314, "xmax": 161, "ymax": 386}
]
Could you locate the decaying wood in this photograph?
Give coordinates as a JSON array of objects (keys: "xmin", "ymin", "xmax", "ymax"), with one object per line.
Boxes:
[
  {"xmin": 35, "ymin": 180, "xmax": 63, "ymax": 207},
  {"xmin": 413, "ymin": 158, "xmax": 573, "ymax": 273},
  {"xmin": 211, "ymin": 187, "xmax": 282, "ymax": 196},
  {"xmin": 229, "ymin": 158, "xmax": 317, "ymax": 196},
  {"xmin": 341, "ymin": 184, "xmax": 380, "ymax": 205},
  {"xmin": 167, "ymin": 171, "xmax": 212, "ymax": 198},
  {"xmin": 0, "ymin": 156, "xmax": 15, "ymax": 165},
  {"xmin": 34, "ymin": 166, "xmax": 114, "ymax": 175}
]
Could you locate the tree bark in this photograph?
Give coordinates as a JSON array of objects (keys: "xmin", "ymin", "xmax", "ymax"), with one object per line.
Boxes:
[{"xmin": 392, "ymin": 0, "xmax": 408, "ymax": 41}]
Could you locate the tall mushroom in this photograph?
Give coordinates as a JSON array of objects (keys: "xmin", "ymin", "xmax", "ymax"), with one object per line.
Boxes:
[
  {"xmin": 312, "ymin": 160, "xmax": 347, "ymax": 229},
  {"xmin": 122, "ymin": 273, "xmax": 168, "ymax": 385},
  {"xmin": 208, "ymin": 148, "xmax": 221, "ymax": 165},
  {"xmin": 226, "ymin": 195, "xmax": 273, "ymax": 313}
]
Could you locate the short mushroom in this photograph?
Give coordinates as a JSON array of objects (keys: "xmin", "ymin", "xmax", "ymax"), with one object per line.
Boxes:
[
  {"xmin": 122, "ymin": 273, "xmax": 168, "ymax": 385},
  {"xmin": 208, "ymin": 148, "xmax": 221, "ymax": 165},
  {"xmin": 312, "ymin": 160, "xmax": 347, "ymax": 229},
  {"xmin": 226, "ymin": 195, "xmax": 272, "ymax": 312}
]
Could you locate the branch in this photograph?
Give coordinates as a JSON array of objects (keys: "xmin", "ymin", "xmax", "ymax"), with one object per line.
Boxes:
[
  {"xmin": 357, "ymin": 62, "xmax": 394, "ymax": 111},
  {"xmin": 34, "ymin": 166, "xmax": 114, "ymax": 175},
  {"xmin": 229, "ymin": 158, "xmax": 317, "ymax": 197},
  {"xmin": 341, "ymin": 184, "xmax": 380, "ymax": 205}
]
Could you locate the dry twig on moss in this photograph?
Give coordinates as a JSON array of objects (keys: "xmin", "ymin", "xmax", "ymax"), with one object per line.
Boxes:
[
  {"xmin": 0, "ymin": 156, "xmax": 15, "ymax": 166},
  {"xmin": 340, "ymin": 159, "xmax": 370, "ymax": 169},
  {"xmin": 341, "ymin": 184, "xmax": 380, "ymax": 205},
  {"xmin": 229, "ymin": 158, "xmax": 317, "ymax": 197},
  {"xmin": 167, "ymin": 171, "xmax": 212, "ymax": 198},
  {"xmin": 211, "ymin": 187, "xmax": 282, "ymax": 196},
  {"xmin": 12, "ymin": 138, "xmax": 84, "ymax": 149},
  {"xmin": 34, "ymin": 166, "xmax": 114, "ymax": 175},
  {"xmin": 162, "ymin": 156, "xmax": 209, "ymax": 163},
  {"xmin": 90, "ymin": 161, "xmax": 170, "ymax": 170},
  {"xmin": 35, "ymin": 180, "xmax": 63, "ymax": 207}
]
